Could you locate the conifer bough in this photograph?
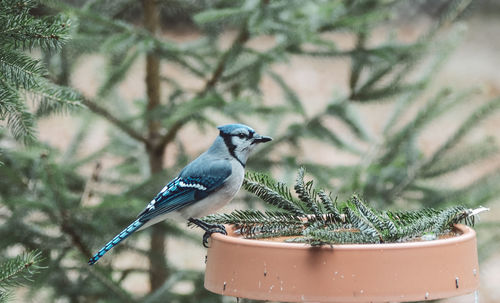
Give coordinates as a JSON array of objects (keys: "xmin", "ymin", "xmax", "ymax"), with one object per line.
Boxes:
[
  {"xmin": 0, "ymin": 251, "xmax": 42, "ymax": 302},
  {"xmin": 202, "ymin": 169, "xmax": 489, "ymax": 245},
  {"xmin": 0, "ymin": 0, "xmax": 82, "ymax": 143}
]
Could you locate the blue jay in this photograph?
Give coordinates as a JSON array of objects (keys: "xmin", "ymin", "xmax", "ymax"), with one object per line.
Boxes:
[{"xmin": 88, "ymin": 124, "xmax": 272, "ymax": 265}]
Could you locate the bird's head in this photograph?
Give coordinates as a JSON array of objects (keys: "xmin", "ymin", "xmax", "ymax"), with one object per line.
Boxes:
[{"xmin": 217, "ymin": 124, "xmax": 272, "ymax": 165}]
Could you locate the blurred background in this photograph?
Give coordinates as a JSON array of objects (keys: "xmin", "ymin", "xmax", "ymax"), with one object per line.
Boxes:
[{"xmin": 1, "ymin": 0, "xmax": 499, "ymax": 302}]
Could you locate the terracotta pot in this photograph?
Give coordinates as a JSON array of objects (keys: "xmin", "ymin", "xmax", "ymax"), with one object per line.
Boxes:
[{"xmin": 204, "ymin": 224, "xmax": 479, "ymax": 302}]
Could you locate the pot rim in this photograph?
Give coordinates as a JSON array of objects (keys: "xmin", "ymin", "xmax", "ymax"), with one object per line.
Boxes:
[{"xmin": 211, "ymin": 223, "xmax": 474, "ymax": 250}]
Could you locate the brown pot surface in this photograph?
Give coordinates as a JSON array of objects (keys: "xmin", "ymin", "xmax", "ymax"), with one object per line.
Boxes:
[{"xmin": 204, "ymin": 224, "xmax": 479, "ymax": 302}]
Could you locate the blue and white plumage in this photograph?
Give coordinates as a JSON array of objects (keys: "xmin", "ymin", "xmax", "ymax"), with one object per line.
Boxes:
[{"xmin": 88, "ymin": 124, "xmax": 272, "ymax": 265}]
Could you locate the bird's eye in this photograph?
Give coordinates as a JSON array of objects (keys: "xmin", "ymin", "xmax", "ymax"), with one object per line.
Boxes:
[{"xmin": 237, "ymin": 134, "xmax": 246, "ymax": 139}]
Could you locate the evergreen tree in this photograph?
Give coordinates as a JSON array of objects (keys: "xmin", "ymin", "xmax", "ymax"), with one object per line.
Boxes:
[
  {"xmin": 0, "ymin": 1, "xmax": 79, "ymax": 300},
  {"xmin": 0, "ymin": 0, "xmax": 498, "ymax": 302},
  {"xmin": 0, "ymin": 0, "xmax": 81, "ymax": 143}
]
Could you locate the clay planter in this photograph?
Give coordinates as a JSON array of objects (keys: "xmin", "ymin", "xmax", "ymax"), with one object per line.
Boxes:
[{"xmin": 204, "ymin": 224, "xmax": 479, "ymax": 302}]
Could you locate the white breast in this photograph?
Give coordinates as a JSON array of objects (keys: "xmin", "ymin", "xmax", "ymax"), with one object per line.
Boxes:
[{"xmin": 179, "ymin": 159, "xmax": 245, "ymax": 219}]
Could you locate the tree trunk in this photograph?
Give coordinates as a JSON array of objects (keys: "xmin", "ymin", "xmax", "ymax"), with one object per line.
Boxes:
[{"xmin": 142, "ymin": 0, "xmax": 168, "ymax": 292}]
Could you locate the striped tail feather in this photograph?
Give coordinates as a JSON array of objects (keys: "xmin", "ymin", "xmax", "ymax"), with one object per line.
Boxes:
[{"xmin": 88, "ymin": 219, "xmax": 145, "ymax": 265}]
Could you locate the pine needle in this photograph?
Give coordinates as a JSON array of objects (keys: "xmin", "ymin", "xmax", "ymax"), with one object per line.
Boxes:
[
  {"xmin": 204, "ymin": 170, "xmax": 489, "ymax": 245},
  {"xmin": 0, "ymin": 251, "xmax": 43, "ymax": 299}
]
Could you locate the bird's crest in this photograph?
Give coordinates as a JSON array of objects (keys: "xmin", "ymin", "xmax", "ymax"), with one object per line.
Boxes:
[{"xmin": 217, "ymin": 124, "xmax": 255, "ymax": 135}]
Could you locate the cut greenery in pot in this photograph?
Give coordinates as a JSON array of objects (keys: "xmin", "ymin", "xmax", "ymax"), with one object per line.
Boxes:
[{"xmin": 200, "ymin": 168, "xmax": 488, "ymax": 244}]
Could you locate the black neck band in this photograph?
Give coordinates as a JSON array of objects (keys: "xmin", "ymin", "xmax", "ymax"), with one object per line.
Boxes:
[{"xmin": 220, "ymin": 133, "xmax": 245, "ymax": 167}]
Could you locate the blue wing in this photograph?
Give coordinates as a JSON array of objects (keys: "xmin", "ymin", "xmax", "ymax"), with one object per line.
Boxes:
[
  {"xmin": 88, "ymin": 158, "xmax": 231, "ymax": 265},
  {"xmin": 137, "ymin": 159, "xmax": 232, "ymax": 222}
]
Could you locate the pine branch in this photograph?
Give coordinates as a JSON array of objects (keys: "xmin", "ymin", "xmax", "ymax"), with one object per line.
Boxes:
[
  {"xmin": 81, "ymin": 98, "xmax": 148, "ymax": 145},
  {"xmin": 245, "ymin": 225, "xmax": 304, "ymax": 240},
  {"xmin": 306, "ymin": 117, "xmax": 363, "ymax": 155},
  {"xmin": 432, "ymin": 206, "xmax": 469, "ymax": 233},
  {"xmin": 60, "ymin": 217, "xmax": 92, "ymax": 259},
  {"xmin": 380, "ymin": 88, "xmax": 452, "ymax": 165},
  {"xmin": 211, "ymin": 171, "xmax": 486, "ymax": 244},
  {"xmin": 202, "ymin": 209, "xmax": 304, "ymax": 240},
  {"xmin": 0, "ymin": 0, "xmax": 70, "ymax": 51},
  {"xmin": 383, "ymin": 24, "xmax": 465, "ymax": 135},
  {"xmin": 203, "ymin": 209, "xmax": 301, "ymax": 226},
  {"xmin": 243, "ymin": 171, "xmax": 305, "ymax": 217},
  {"xmin": 317, "ymin": 190, "xmax": 341, "ymax": 219},
  {"xmin": 303, "ymin": 227, "xmax": 378, "ymax": 245},
  {"xmin": 268, "ymin": 71, "xmax": 306, "ymax": 117},
  {"xmin": 85, "ymin": 267, "xmax": 137, "ymax": 303},
  {"xmin": 250, "ymin": 107, "xmax": 363, "ymax": 164},
  {"xmin": 422, "ymin": 97, "xmax": 500, "ymax": 171},
  {"xmin": 351, "ymin": 195, "xmax": 396, "ymax": 240},
  {"xmin": 0, "ymin": 78, "xmax": 36, "ymax": 143},
  {"xmin": 349, "ymin": 28, "xmax": 368, "ymax": 92},
  {"xmin": 200, "ymin": 24, "xmax": 250, "ymax": 95},
  {"xmin": 325, "ymin": 98, "xmax": 372, "ymax": 141},
  {"xmin": 157, "ymin": 120, "xmax": 185, "ymax": 150},
  {"xmin": 429, "ymin": 0, "xmax": 473, "ymax": 36},
  {"xmin": 448, "ymin": 169, "xmax": 500, "ymax": 207},
  {"xmin": 97, "ymin": 49, "xmax": 140, "ymax": 98},
  {"xmin": 0, "ymin": 251, "xmax": 42, "ymax": 298},
  {"xmin": 156, "ymin": 94, "xmax": 226, "ymax": 151},
  {"xmin": 0, "ymin": 1, "xmax": 80, "ymax": 143},
  {"xmin": 294, "ymin": 168, "xmax": 322, "ymax": 217},
  {"xmin": 155, "ymin": 10, "xmax": 254, "ymax": 153},
  {"xmin": 0, "ymin": 48, "xmax": 45, "ymax": 89},
  {"xmin": 32, "ymin": 80, "xmax": 83, "ymax": 116},
  {"xmin": 422, "ymin": 137, "xmax": 499, "ymax": 178},
  {"xmin": 42, "ymin": 0, "xmax": 205, "ymax": 77},
  {"xmin": 345, "ymin": 206, "xmax": 381, "ymax": 242}
]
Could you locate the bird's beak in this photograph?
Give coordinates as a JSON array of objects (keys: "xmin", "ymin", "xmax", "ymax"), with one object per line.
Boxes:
[{"xmin": 253, "ymin": 134, "xmax": 272, "ymax": 143}]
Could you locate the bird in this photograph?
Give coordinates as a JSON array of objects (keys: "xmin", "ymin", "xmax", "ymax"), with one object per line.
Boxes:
[{"xmin": 88, "ymin": 124, "xmax": 272, "ymax": 265}]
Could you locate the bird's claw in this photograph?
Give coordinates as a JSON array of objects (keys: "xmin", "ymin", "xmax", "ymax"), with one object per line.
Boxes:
[
  {"xmin": 202, "ymin": 225, "xmax": 227, "ymax": 248},
  {"xmin": 189, "ymin": 218, "xmax": 227, "ymax": 247}
]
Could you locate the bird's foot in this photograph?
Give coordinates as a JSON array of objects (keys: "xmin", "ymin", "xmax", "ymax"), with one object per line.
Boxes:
[
  {"xmin": 188, "ymin": 218, "xmax": 227, "ymax": 248},
  {"xmin": 202, "ymin": 227, "xmax": 227, "ymax": 248}
]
